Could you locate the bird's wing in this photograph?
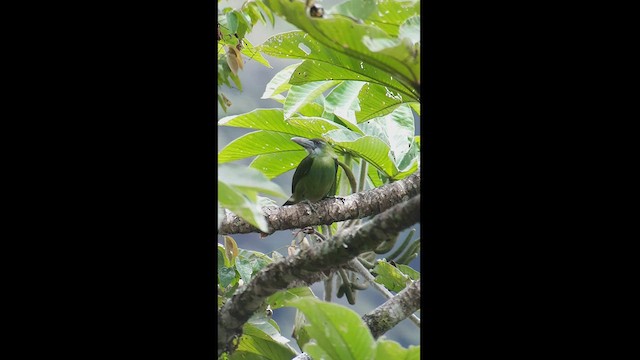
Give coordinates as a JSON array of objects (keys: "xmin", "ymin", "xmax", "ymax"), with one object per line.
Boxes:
[
  {"xmin": 291, "ymin": 155, "xmax": 314, "ymax": 193},
  {"xmin": 328, "ymin": 158, "xmax": 339, "ymax": 196}
]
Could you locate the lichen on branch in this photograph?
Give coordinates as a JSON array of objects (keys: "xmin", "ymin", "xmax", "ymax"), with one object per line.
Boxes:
[{"xmin": 219, "ymin": 172, "xmax": 420, "ymax": 235}]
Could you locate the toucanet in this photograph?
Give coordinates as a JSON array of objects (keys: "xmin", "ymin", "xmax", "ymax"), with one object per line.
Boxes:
[{"xmin": 283, "ymin": 137, "xmax": 338, "ymax": 206}]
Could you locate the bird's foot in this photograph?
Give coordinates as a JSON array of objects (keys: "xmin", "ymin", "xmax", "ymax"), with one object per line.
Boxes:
[{"xmin": 300, "ymin": 200, "xmax": 319, "ymax": 214}]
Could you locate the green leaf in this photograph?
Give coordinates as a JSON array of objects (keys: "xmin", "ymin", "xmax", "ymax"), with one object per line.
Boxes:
[
  {"xmin": 285, "ymin": 297, "xmax": 376, "ymax": 360},
  {"xmin": 373, "ymin": 260, "xmax": 410, "ymax": 292},
  {"xmin": 261, "ymin": 0, "xmax": 419, "ymax": 99},
  {"xmin": 238, "ymin": 248, "xmax": 273, "ymax": 274},
  {"xmin": 218, "ymin": 181, "xmax": 269, "ymax": 232},
  {"xmin": 218, "ymin": 93, "xmax": 228, "ymax": 112},
  {"xmin": 325, "ymin": 80, "xmax": 366, "ymax": 124},
  {"xmin": 367, "ymin": 164, "xmax": 385, "ymax": 188},
  {"xmin": 218, "ymin": 243, "xmax": 230, "ymax": 268},
  {"xmin": 286, "ymin": 116, "xmax": 347, "ymax": 136},
  {"xmin": 361, "ymin": 36, "xmax": 417, "ymax": 65},
  {"xmin": 223, "ymin": 235, "xmax": 239, "ymax": 265},
  {"xmin": 261, "ymin": 63, "xmax": 301, "ymax": 99},
  {"xmin": 375, "ymin": 339, "xmax": 420, "ymax": 360},
  {"xmin": 219, "ymin": 109, "xmax": 313, "ymax": 137},
  {"xmin": 240, "ymin": 38, "xmax": 272, "ymax": 69},
  {"xmin": 364, "ymin": 0, "xmax": 420, "ymax": 36},
  {"xmin": 397, "ymin": 264, "xmax": 420, "ymax": 280},
  {"xmin": 234, "ymin": 10, "xmax": 253, "ymax": 39},
  {"xmin": 284, "ymin": 81, "xmax": 340, "ymax": 119},
  {"xmin": 358, "ymin": 104, "xmax": 415, "ymax": 164},
  {"xmin": 217, "ymin": 131, "xmax": 303, "ymax": 163},
  {"xmin": 244, "ymin": 1, "xmax": 264, "ymax": 26},
  {"xmin": 218, "ymin": 163, "xmax": 287, "ymax": 198},
  {"xmin": 230, "ymin": 323, "xmax": 297, "ymax": 360},
  {"xmin": 250, "ymin": 151, "xmax": 307, "ymax": 180},
  {"xmin": 235, "ymin": 258, "xmax": 254, "ymax": 283},
  {"xmin": 393, "ymin": 137, "xmax": 419, "ymax": 179},
  {"xmin": 226, "ymin": 11, "xmax": 239, "ymax": 33},
  {"xmin": 292, "ymin": 309, "xmax": 311, "ymax": 351},
  {"xmin": 331, "ymin": 0, "xmax": 377, "ymax": 21},
  {"xmin": 393, "ymin": 158, "xmax": 418, "ymax": 180},
  {"xmin": 409, "ymin": 102, "xmax": 420, "ymax": 115},
  {"xmin": 218, "ymin": 266, "xmax": 237, "ymax": 288},
  {"xmin": 255, "ymin": 0, "xmax": 275, "ymax": 27},
  {"xmin": 266, "ymin": 287, "xmax": 315, "ymax": 310},
  {"xmin": 399, "ymin": 16, "xmax": 420, "ymax": 44},
  {"xmin": 356, "ymin": 82, "xmax": 408, "ymax": 123},
  {"xmin": 260, "ymin": 31, "xmax": 418, "ymax": 101},
  {"xmin": 246, "ymin": 312, "xmax": 291, "ymax": 346},
  {"xmin": 297, "ymin": 101, "xmax": 325, "ymax": 118},
  {"xmin": 304, "ymin": 343, "xmax": 332, "ymax": 360},
  {"xmin": 326, "ymin": 130, "xmax": 399, "ymax": 177},
  {"xmin": 331, "ymin": 114, "xmax": 365, "ymax": 135}
]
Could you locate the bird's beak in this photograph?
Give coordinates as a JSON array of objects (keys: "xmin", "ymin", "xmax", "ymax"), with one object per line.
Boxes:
[{"xmin": 290, "ymin": 137, "xmax": 315, "ymax": 150}]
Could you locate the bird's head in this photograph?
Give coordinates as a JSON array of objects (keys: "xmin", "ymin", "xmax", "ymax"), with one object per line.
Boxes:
[{"xmin": 290, "ymin": 137, "xmax": 335, "ymax": 157}]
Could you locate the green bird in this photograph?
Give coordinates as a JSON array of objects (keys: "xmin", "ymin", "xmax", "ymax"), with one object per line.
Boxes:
[{"xmin": 283, "ymin": 137, "xmax": 339, "ymax": 206}]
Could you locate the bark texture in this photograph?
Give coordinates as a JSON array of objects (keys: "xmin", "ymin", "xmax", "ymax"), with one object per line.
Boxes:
[
  {"xmin": 362, "ymin": 280, "xmax": 421, "ymax": 339},
  {"xmin": 219, "ymin": 172, "xmax": 420, "ymax": 235},
  {"xmin": 218, "ymin": 195, "xmax": 421, "ymax": 356}
]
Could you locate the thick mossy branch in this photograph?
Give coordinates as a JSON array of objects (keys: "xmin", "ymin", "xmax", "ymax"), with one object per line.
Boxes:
[
  {"xmin": 219, "ymin": 172, "xmax": 420, "ymax": 235},
  {"xmin": 362, "ymin": 280, "xmax": 421, "ymax": 339},
  {"xmin": 218, "ymin": 195, "xmax": 421, "ymax": 356}
]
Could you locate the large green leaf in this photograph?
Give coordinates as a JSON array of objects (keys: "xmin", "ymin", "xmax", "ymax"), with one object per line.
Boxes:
[
  {"xmin": 262, "ymin": 0, "xmax": 419, "ymax": 98},
  {"xmin": 286, "ymin": 116, "xmax": 347, "ymax": 136},
  {"xmin": 220, "ymin": 109, "xmax": 299, "ymax": 135},
  {"xmin": 218, "ymin": 163, "xmax": 287, "ymax": 199},
  {"xmin": 230, "ymin": 323, "xmax": 297, "ymax": 360},
  {"xmin": 260, "ymin": 31, "xmax": 418, "ymax": 101},
  {"xmin": 325, "ymin": 80, "xmax": 366, "ymax": 124},
  {"xmin": 297, "ymin": 100, "xmax": 325, "ymax": 118},
  {"xmin": 331, "ymin": 0, "xmax": 377, "ymax": 21},
  {"xmin": 246, "ymin": 312, "xmax": 291, "ymax": 346},
  {"xmin": 218, "ymin": 131, "xmax": 302, "ymax": 163},
  {"xmin": 261, "ymin": 63, "xmax": 301, "ymax": 99},
  {"xmin": 361, "ymin": 35, "xmax": 418, "ymax": 67},
  {"xmin": 358, "ymin": 104, "xmax": 415, "ymax": 163},
  {"xmin": 283, "ymin": 80, "xmax": 340, "ymax": 119},
  {"xmin": 285, "ymin": 298, "xmax": 376, "ymax": 360},
  {"xmin": 399, "ymin": 15, "xmax": 420, "ymax": 45},
  {"xmin": 325, "ymin": 130, "xmax": 398, "ymax": 177},
  {"xmin": 218, "ymin": 164, "xmax": 289, "ymax": 232},
  {"xmin": 375, "ymin": 340, "xmax": 420, "ymax": 360},
  {"xmin": 218, "ymin": 181, "xmax": 269, "ymax": 232},
  {"xmin": 249, "ymin": 151, "xmax": 307, "ymax": 179},
  {"xmin": 266, "ymin": 287, "xmax": 315, "ymax": 310},
  {"xmin": 356, "ymin": 82, "xmax": 409, "ymax": 123},
  {"xmin": 360, "ymin": 0, "xmax": 420, "ymax": 36}
]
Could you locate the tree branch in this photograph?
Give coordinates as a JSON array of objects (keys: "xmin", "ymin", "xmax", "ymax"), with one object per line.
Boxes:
[
  {"xmin": 218, "ymin": 195, "xmax": 421, "ymax": 356},
  {"xmin": 347, "ymin": 259, "xmax": 421, "ymax": 327},
  {"xmin": 361, "ymin": 280, "xmax": 421, "ymax": 339},
  {"xmin": 219, "ymin": 172, "xmax": 420, "ymax": 235}
]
